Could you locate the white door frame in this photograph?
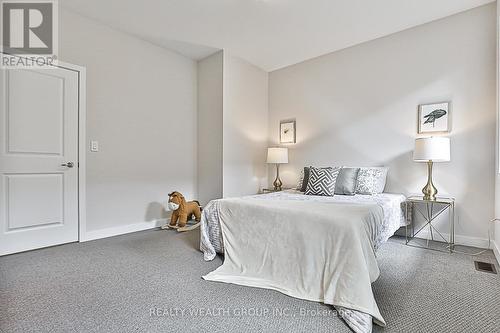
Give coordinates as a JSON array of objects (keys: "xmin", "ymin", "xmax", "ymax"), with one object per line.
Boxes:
[
  {"xmin": 1, "ymin": 54, "xmax": 87, "ymax": 244},
  {"xmin": 55, "ymin": 61, "xmax": 87, "ymax": 243}
]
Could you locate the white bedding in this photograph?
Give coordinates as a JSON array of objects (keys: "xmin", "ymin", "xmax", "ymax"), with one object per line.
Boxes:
[
  {"xmin": 200, "ymin": 190, "xmax": 407, "ymax": 333},
  {"xmin": 200, "ymin": 190, "xmax": 407, "ymax": 261}
]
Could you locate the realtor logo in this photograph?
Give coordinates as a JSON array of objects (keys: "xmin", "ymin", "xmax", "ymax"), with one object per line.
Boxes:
[{"xmin": 1, "ymin": 0, "xmax": 58, "ymax": 68}]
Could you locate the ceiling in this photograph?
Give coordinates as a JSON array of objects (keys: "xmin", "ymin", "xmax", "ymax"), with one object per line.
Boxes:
[{"xmin": 61, "ymin": 0, "xmax": 494, "ymax": 71}]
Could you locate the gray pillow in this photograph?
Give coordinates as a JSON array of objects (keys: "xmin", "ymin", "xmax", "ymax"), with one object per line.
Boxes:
[
  {"xmin": 300, "ymin": 167, "xmax": 311, "ymax": 192},
  {"xmin": 334, "ymin": 167, "xmax": 360, "ymax": 195}
]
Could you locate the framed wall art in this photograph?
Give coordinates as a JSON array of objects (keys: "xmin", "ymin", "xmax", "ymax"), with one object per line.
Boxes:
[
  {"xmin": 418, "ymin": 102, "xmax": 451, "ymax": 134},
  {"xmin": 280, "ymin": 120, "xmax": 296, "ymax": 144}
]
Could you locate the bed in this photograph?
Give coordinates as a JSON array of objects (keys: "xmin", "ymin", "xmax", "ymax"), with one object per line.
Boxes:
[{"xmin": 200, "ymin": 190, "xmax": 407, "ymax": 333}]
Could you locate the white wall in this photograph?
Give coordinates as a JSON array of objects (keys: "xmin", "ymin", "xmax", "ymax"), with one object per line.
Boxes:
[
  {"xmin": 223, "ymin": 53, "xmax": 269, "ymax": 197},
  {"xmin": 269, "ymin": 4, "xmax": 496, "ymax": 245},
  {"xmin": 59, "ymin": 8, "xmax": 198, "ymax": 234},
  {"xmin": 197, "ymin": 51, "xmax": 223, "ymax": 205}
]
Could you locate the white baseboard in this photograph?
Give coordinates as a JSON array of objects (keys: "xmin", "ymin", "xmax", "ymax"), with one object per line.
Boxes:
[
  {"xmin": 492, "ymin": 240, "xmax": 500, "ymax": 265},
  {"xmin": 413, "ymin": 229, "xmax": 490, "ymax": 249},
  {"xmin": 81, "ymin": 219, "xmax": 168, "ymax": 242}
]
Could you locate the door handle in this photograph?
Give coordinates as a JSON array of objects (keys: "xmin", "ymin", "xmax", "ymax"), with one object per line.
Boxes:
[{"xmin": 61, "ymin": 162, "xmax": 74, "ymax": 168}]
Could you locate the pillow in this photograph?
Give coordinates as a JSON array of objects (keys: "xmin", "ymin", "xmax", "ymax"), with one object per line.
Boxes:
[
  {"xmin": 296, "ymin": 169, "xmax": 305, "ymax": 190},
  {"xmin": 301, "ymin": 167, "xmax": 311, "ymax": 192},
  {"xmin": 300, "ymin": 167, "xmax": 311, "ymax": 192},
  {"xmin": 298, "ymin": 166, "xmax": 332, "ymax": 192},
  {"xmin": 334, "ymin": 167, "xmax": 360, "ymax": 195},
  {"xmin": 305, "ymin": 166, "xmax": 340, "ymax": 196},
  {"xmin": 297, "ymin": 168, "xmax": 309, "ymax": 192},
  {"xmin": 356, "ymin": 167, "xmax": 388, "ymax": 195}
]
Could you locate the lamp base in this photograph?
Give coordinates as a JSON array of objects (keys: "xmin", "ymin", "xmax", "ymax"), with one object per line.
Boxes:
[
  {"xmin": 422, "ymin": 184, "xmax": 437, "ymax": 201},
  {"xmin": 273, "ymin": 164, "xmax": 282, "ymax": 191},
  {"xmin": 422, "ymin": 161, "xmax": 438, "ymax": 201}
]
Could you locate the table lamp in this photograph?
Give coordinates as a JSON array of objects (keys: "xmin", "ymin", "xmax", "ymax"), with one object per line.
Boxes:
[
  {"xmin": 267, "ymin": 147, "xmax": 288, "ymax": 191},
  {"xmin": 413, "ymin": 137, "xmax": 450, "ymax": 201}
]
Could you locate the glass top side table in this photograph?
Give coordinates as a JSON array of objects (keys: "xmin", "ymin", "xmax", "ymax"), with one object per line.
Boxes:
[
  {"xmin": 260, "ymin": 188, "xmax": 293, "ymax": 194},
  {"xmin": 405, "ymin": 195, "xmax": 455, "ymax": 253}
]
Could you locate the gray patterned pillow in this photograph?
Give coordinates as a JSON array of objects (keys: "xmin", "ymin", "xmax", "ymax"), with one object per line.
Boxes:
[
  {"xmin": 296, "ymin": 169, "xmax": 305, "ymax": 190},
  {"xmin": 305, "ymin": 166, "xmax": 340, "ymax": 196},
  {"xmin": 297, "ymin": 166, "xmax": 330, "ymax": 192},
  {"xmin": 356, "ymin": 167, "xmax": 388, "ymax": 195}
]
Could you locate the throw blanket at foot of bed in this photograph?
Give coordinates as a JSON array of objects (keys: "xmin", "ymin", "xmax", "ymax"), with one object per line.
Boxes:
[{"xmin": 202, "ymin": 198, "xmax": 386, "ymax": 329}]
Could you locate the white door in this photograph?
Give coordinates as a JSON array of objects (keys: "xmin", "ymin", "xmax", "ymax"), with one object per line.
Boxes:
[{"xmin": 0, "ymin": 66, "xmax": 79, "ymax": 256}]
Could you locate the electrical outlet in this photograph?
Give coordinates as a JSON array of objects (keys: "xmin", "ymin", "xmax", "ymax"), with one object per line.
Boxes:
[{"xmin": 90, "ymin": 140, "xmax": 99, "ymax": 152}]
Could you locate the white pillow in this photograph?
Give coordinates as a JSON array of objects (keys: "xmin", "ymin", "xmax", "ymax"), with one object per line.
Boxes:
[{"xmin": 355, "ymin": 167, "xmax": 388, "ymax": 195}]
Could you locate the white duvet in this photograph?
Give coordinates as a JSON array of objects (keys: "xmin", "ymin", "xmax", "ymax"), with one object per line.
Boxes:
[
  {"xmin": 200, "ymin": 190, "xmax": 407, "ymax": 333},
  {"xmin": 200, "ymin": 190, "xmax": 407, "ymax": 261}
]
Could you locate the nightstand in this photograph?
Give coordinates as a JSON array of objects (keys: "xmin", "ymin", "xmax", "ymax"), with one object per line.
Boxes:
[
  {"xmin": 405, "ymin": 195, "xmax": 455, "ymax": 253},
  {"xmin": 260, "ymin": 188, "xmax": 291, "ymax": 194}
]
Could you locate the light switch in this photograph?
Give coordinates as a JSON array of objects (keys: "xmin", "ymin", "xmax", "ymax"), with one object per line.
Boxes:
[{"xmin": 90, "ymin": 140, "xmax": 99, "ymax": 152}]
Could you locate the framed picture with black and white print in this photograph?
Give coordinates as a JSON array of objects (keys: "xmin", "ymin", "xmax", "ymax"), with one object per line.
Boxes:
[
  {"xmin": 280, "ymin": 120, "xmax": 296, "ymax": 144},
  {"xmin": 418, "ymin": 102, "xmax": 451, "ymax": 134}
]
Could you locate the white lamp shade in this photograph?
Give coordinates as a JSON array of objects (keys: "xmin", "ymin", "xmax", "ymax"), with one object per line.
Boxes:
[
  {"xmin": 267, "ymin": 147, "xmax": 288, "ymax": 164},
  {"xmin": 413, "ymin": 137, "xmax": 450, "ymax": 162}
]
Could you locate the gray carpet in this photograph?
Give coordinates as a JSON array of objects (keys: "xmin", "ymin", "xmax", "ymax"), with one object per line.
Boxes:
[{"xmin": 1, "ymin": 229, "xmax": 499, "ymax": 333}]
